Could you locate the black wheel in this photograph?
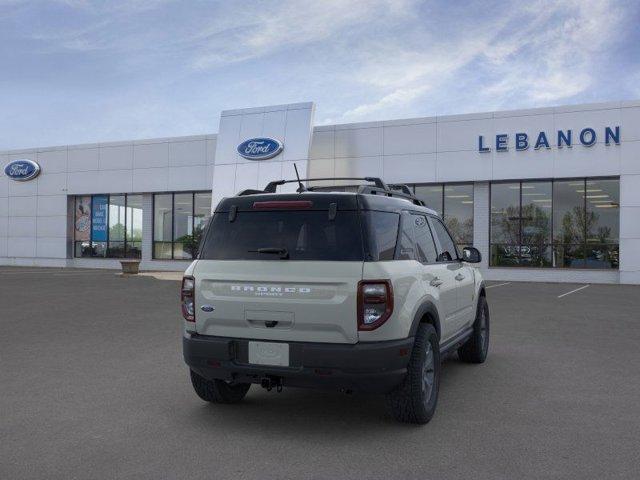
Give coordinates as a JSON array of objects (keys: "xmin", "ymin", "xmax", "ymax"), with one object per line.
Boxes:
[
  {"xmin": 190, "ymin": 370, "xmax": 251, "ymax": 404},
  {"xmin": 458, "ymin": 295, "xmax": 490, "ymax": 364},
  {"xmin": 386, "ymin": 323, "xmax": 440, "ymax": 424}
]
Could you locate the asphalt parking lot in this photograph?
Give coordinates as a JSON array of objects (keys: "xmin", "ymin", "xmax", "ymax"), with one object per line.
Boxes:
[{"xmin": 1, "ymin": 268, "xmax": 639, "ymax": 480}]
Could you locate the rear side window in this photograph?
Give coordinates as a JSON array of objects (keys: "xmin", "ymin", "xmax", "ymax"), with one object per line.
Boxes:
[
  {"xmin": 362, "ymin": 211, "xmax": 400, "ymax": 261},
  {"xmin": 200, "ymin": 211, "xmax": 364, "ymax": 261},
  {"xmin": 412, "ymin": 214, "xmax": 438, "ymax": 263},
  {"xmin": 430, "ymin": 218, "xmax": 459, "ymax": 262},
  {"xmin": 396, "ymin": 213, "xmax": 416, "ymax": 260}
]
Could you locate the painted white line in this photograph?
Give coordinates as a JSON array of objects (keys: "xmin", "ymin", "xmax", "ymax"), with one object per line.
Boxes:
[
  {"xmin": 486, "ymin": 282, "xmax": 511, "ymax": 289},
  {"xmin": 557, "ymin": 284, "xmax": 590, "ymax": 298}
]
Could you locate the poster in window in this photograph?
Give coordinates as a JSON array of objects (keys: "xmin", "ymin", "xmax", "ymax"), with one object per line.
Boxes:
[
  {"xmin": 74, "ymin": 196, "xmax": 91, "ymax": 241},
  {"xmin": 91, "ymin": 195, "xmax": 108, "ymax": 242}
]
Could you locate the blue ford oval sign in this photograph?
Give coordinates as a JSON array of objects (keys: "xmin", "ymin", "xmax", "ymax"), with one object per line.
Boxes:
[
  {"xmin": 4, "ymin": 159, "xmax": 41, "ymax": 181},
  {"xmin": 237, "ymin": 137, "xmax": 283, "ymax": 160}
]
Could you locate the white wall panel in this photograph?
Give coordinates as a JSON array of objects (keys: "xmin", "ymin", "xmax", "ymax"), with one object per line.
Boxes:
[
  {"xmin": 382, "ymin": 153, "xmax": 437, "ymax": 184},
  {"xmin": 167, "ymin": 165, "xmax": 208, "ymax": 191},
  {"xmin": 37, "ymin": 195, "xmax": 67, "ymax": 216},
  {"xmin": 383, "ymin": 123, "xmax": 436, "ymax": 155},
  {"xmin": 97, "ymin": 169, "xmax": 133, "ymax": 193},
  {"xmin": 620, "ymin": 140, "xmax": 640, "ymax": 175},
  {"xmin": 133, "ymin": 167, "xmax": 169, "ymax": 192},
  {"xmin": 0, "ymin": 198, "xmax": 7, "ymax": 216},
  {"xmin": 99, "ymin": 144, "xmax": 133, "ymax": 170},
  {"xmin": 8, "ymin": 178, "xmax": 37, "ymax": 196},
  {"xmin": 169, "ymin": 140, "xmax": 206, "ymax": 167},
  {"xmin": 37, "ymin": 173, "xmax": 67, "ymax": 196},
  {"xmin": 215, "ymin": 114, "xmax": 243, "ymax": 165},
  {"xmin": 438, "ymin": 118, "xmax": 493, "ymax": 153},
  {"xmin": 620, "ymin": 106, "xmax": 640, "ymax": 142},
  {"xmin": 0, "ymin": 216, "xmax": 7, "ymax": 237},
  {"xmin": 36, "ymin": 237, "xmax": 67, "ymax": 258},
  {"xmin": 7, "ymin": 237, "xmax": 36, "ymax": 257},
  {"xmin": 36, "ymin": 216, "xmax": 67, "ymax": 237},
  {"xmin": 437, "ymin": 150, "xmax": 492, "ymax": 182},
  {"xmin": 553, "ymin": 142, "xmax": 620, "ymax": 178},
  {"xmin": 334, "ymin": 156, "xmax": 383, "ymax": 178},
  {"xmin": 282, "ymin": 105, "xmax": 315, "ymax": 162},
  {"xmin": 335, "ymin": 127, "xmax": 382, "ymax": 158},
  {"xmin": 8, "ymin": 216, "xmax": 37, "ymax": 237},
  {"xmin": 67, "ymin": 171, "xmax": 102, "ymax": 195},
  {"xmin": 68, "ymin": 147, "xmax": 99, "ymax": 172},
  {"xmin": 37, "ymin": 149, "xmax": 67, "ymax": 173},
  {"xmin": 309, "ymin": 130, "xmax": 334, "ymax": 160},
  {"xmin": 9, "ymin": 195, "xmax": 37, "ymax": 216},
  {"xmin": 134, "ymin": 142, "xmax": 169, "ymax": 169}
]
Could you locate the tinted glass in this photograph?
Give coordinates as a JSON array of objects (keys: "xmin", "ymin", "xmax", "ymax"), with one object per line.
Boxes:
[
  {"xmin": 126, "ymin": 194, "xmax": 143, "ymax": 259},
  {"xmin": 585, "ymin": 179, "xmax": 619, "ymax": 269},
  {"xmin": 173, "ymin": 193, "xmax": 193, "ymax": 260},
  {"xmin": 520, "ymin": 181, "xmax": 552, "ymax": 267},
  {"xmin": 154, "ymin": 194, "xmax": 172, "ymax": 242},
  {"xmin": 430, "ymin": 218, "xmax": 458, "ymax": 262},
  {"xmin": 154, "ymin": 194, "xmax": 173, "ymax": 259},
  {"xmin": 553, "ymin": 180, "xmax": 585, "ymax": 245},
  {"xmin": 414, "ymin": 185, "xmax": 443, "ymax": 216},
  {"xmin": 362, "ymin": 211, "xmax": 399, "ymax": 261},
  {"xmin": 201, "ymin": 211, "xmax": 364, "ymax": 261},
  {"xmin": 108, "ymin": 195, "xmax": 126, "ymax": 257},
  {"xmin": 396, "ymin": 214, "xmax": 416, "ymax": 261},
  {"xmin": 443, "ymin": 184, "xmax": 473, "ymax": 246},
  {"xmin": 412, "ymin": 214, "xmax": 438, "ymax": 263},
  {"xmin": 491, "ymin": 182, "xmax": 520, "ymax": 244}
]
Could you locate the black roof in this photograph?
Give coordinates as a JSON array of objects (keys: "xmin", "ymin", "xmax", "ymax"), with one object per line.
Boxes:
[{"xmin": 215, "ymin": 191, "xmax": 439, "ymax": 216}]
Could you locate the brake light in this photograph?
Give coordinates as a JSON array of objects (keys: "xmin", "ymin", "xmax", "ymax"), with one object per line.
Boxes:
[
  {"xmin": 181, "ymin": 276, "xmax": 195, "ymax": 322},
  {"xmin": 252, "ymin": 200, "xmax": 313, "ymax": 209},
  {"xmin": 357, "ymin": 280, "xmax": 393, "ymax": 331}
]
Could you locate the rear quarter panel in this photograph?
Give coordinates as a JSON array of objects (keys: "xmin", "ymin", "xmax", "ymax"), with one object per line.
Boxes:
[{"xmin": 359, "ymin": 260, "xmax": 441, "ymax": 342}]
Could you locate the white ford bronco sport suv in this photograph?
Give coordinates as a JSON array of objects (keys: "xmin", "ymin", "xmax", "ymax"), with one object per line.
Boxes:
[{"xmin": 182, "ymin": 177, "xmax": 489, "ymax": 424}]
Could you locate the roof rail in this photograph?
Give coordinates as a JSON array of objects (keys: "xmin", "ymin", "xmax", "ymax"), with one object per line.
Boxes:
[
  {"xmin": 264, "ymin": 177, "xmax": 388, "ymax": 193},
  {"xmin": 258, "ymin": 177, "xmax": 426, "ymax": 207}
]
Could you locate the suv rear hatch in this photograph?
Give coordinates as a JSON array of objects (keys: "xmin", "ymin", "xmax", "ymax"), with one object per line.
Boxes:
[{"xmin": 193, "ymin": 195, "xmax": 364, "ymax": 344}]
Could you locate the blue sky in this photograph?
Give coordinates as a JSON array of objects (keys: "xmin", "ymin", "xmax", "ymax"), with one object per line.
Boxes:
[{"xmin": 1, "ymin": 0, "xmax": 639, "ymax": 150}]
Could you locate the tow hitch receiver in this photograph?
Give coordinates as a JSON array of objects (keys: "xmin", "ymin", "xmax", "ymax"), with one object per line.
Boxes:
[{"xmin": 260, "ymin": 376, "xmax": 283, "ymax": 392}]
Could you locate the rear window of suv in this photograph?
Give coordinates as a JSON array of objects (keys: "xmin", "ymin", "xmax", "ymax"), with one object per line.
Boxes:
[{"xmin": 200, "ymin": 210, "xmax": 365, "ymax": 261}]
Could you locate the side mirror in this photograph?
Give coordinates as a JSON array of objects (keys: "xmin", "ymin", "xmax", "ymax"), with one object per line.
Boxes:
[{"xmin": 462, "ymin": 246, "xmax": 482, "ymax": 263}]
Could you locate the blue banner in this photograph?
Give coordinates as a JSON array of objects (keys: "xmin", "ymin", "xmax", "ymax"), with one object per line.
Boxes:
[{"xmin": 91, "ymin": 195, "xmax": 108, "ymax": 242}]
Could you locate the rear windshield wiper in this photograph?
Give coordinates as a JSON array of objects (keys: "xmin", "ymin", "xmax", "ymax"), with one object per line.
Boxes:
[{"xmin": 248, "ymin": 247, "xmax": 290, "ymax": 259}]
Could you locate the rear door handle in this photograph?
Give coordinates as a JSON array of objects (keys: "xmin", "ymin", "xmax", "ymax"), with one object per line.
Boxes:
[
  {"xmin": 430, "ymin": 277, "xmax": 443, "ymax": 287},
  {"xmin": 455, "ymin": 273, "xmax": 465, "ymax": 281}
]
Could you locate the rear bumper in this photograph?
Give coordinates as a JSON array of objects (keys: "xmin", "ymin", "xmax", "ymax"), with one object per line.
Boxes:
[{"xmin": 183, "ymin": 332, "xmax": 414, "ymax": 394}]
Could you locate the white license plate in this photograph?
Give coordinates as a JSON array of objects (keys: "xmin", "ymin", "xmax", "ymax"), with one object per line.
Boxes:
[{"xmin": 248, "ymin": 341, "xmax": 289, "ymax": 367}]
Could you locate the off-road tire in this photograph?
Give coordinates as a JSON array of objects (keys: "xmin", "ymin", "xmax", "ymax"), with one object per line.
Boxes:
[
  {"xmin": 458, "ymin": 295, "xmax": 490, "ymax": 364},
  {"xmin": 386, "ymin": 323, "xmax": 440, "ymax": 424},
  {"xmin": 190, "ymin": 370, "xmax": 251, "ymax": 404}
]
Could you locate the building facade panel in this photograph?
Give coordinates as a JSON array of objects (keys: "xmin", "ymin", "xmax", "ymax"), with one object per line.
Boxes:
[{"xmin": 1, "ymin": 100, "xmax": 638, "ymax": 283}]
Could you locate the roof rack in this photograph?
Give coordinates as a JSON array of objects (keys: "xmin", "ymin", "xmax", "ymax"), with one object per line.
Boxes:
[{"xmin": 237, "ymin": 176, "xmax": 426, "ymax": 207}]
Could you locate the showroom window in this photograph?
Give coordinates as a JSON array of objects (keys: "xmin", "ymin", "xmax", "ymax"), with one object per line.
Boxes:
[
  {"xmin": 74, "ymin": 194, "xmax": 143, "ymax": 258},
  {"xmin": 412, "ymin": 183, "xmax": 474, "ymax": 248},
  {"xmin": 490, "ymin": 178, "xmax": 619, "ymax": 269},
  {"xmin": 153, "ymin": 192, "xmax": 212, "ymax": 260}
]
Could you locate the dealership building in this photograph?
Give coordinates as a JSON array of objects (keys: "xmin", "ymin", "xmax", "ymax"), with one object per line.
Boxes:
[{"xmin": 1, "ymin": 100, "xmax": 639, "ymax": 284}]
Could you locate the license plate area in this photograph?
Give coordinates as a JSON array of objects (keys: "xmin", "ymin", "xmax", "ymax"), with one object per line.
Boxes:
[{"xmin": 248, "ymin": 341, "xmax": 290, "ymax": 367}]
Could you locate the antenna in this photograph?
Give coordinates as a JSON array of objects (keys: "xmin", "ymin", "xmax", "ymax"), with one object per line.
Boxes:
[{"xmin": 293, "ymin": 163, "xmax": 306, "ymax": 192}]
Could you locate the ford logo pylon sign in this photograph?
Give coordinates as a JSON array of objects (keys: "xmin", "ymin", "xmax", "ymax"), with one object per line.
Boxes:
[
  {"xmin": 4, "ymin": 159, "xmax": 41, "ymax": 181},
  {"xmin": 237, "ymin": 137, "xmax": 283, "ymax": 160}
]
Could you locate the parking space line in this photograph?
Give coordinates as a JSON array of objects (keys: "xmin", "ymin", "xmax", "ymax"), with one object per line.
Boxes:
[
  {"xmin": 486, "ymin": 282, "xmax": 511, "ymax": 289},
  {"xmin": 557, "ymin": 284, "xmax": 590, "ymax": 298}
]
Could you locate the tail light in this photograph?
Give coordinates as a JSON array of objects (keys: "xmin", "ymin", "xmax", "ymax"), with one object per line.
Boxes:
[
  {"xmin": 357, "ymin": 280, "xmax": 393, "ymax": 331},
  {"xmin": 181, "ymin": 276, "xmax": 195, "ymax": 322}
]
